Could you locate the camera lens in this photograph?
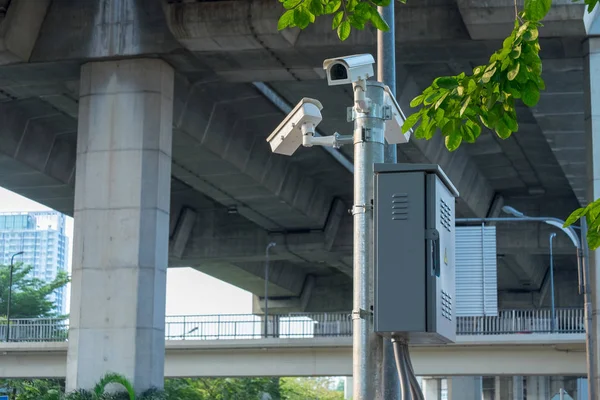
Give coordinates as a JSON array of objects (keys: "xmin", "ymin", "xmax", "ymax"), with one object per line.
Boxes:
[{"xmin": 330, "ymin": 64, "xmax": 348, "ymax": 81}]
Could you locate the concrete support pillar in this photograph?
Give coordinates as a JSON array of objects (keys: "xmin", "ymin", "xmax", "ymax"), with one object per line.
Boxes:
[
  {"xmin": 448, "ymin": 376, "xmax": 482, "ymax": 400},
  {"xmin": 66, "ymin": 59, "xmax": 174, "ymax": 392},
  {"xmin": 423, "ymin": 378, "xmax": 441, "ymax": 400},
  {"xmin": 526, "ymin": 376, "xmax": 550, "ymax": 400},
  {"xmin": 512, "ymin": 376, "xmax": 524, "ymax": 400},
  {"xmin": 585, "ymin": 36, "xmax": 600, "ymax": 399}
]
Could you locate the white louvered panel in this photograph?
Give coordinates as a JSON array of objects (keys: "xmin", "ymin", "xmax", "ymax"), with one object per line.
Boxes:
[{"xmin": 455, "ymin": 226, "xmax": 498, "ymax": 316}]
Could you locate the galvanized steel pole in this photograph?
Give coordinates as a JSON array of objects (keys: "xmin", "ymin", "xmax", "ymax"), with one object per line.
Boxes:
[
  {"xmin": 377, "ymin": 3, "xmax": 400, "ymax": 398},
  {"xmin": 352, "ymin": 81, "xmax": 386, "ymax": 400}
]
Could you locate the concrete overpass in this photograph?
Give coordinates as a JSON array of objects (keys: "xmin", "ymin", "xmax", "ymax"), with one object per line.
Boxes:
[
  {"xmin": 0, "ymin": 335, "xmax": 586, "ymax": 379},
  {"xmin": 0, "ymin": 0, "xmax": 596, "ymax": 391},
  {"xmin": 0, "ymin": 0, "xmax": 588, "ymax": 311}
]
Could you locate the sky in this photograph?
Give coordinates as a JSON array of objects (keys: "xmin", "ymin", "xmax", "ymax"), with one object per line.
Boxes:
[{"xmin": 0, "ymin": 187, "xmax": 253, "ymax": 316}]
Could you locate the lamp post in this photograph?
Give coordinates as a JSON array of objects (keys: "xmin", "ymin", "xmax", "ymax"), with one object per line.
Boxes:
[
  {"xmin": 549, "ymin": 232, "xmax": 557, "ymax": 332},
  {"xmin": 5, "ymin": 251, "xmax": 24, "ymax": 342},
  {"xmin": 456, "ymin": 205, "xmax": 594, "ymax": 399},
  {"xmin": 264, "ymin": 242, "xmax": 276, "ymax": 338}
]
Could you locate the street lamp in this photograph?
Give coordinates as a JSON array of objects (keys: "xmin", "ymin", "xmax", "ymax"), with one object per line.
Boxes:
[
  {"xmin": 549, "ymin": 232, "xmax": 557, "ymax": 332},
  {"xmin": 501, "ymin": 206, "xmax": 581, "ymax": 249},
  {"xmin": 264, "ymin": 242, "xmax": 276, "ymax": 338},
  {"xmin": 456, "ymin": 205, "xmax": 594, "ymax": 399},
  {"xmin": 5, "ymin": 251, "xmax": 24, "ymax": 342}
]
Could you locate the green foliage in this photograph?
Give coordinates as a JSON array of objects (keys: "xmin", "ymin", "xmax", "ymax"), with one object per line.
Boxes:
[
  {"xmin": 0, "ymin": 263, "xmax": 69, "ymax": 319},
  {"xmin": 581, "ymin": 0, "xmax": 600, "ymax": 12},
  {"xmin": 280, "ymin": 377, "xmax": 344, "ymax": 400},
  {"xmin": 401, "ymin": 19, "xmax": 544, "ymax": 151},
  {"xmin": 0, "ymin": 377, "xmax": 346, "ymax": 400},
  {"xmin": 277, "ymin": 0, "xmax": 398, "ymax": 41},
  {"xmin": 93, "ymin": 373, "xmax": 136, "ymax": 400},
  {"xmin": 564, "ymin": 199, "xmax": 600, "ymax": 250}
]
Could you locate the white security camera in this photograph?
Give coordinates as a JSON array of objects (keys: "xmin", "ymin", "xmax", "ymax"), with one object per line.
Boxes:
[
  {"xmin": 266, "ymin": 98, "xmax": 323, "ymax": 156},
  {"xmin": 323, "ymin": 54, "xmax": 375, "ymax": 86}
]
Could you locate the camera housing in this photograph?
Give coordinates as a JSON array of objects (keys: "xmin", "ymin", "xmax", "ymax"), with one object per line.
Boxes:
[
  {"xmin": 266, "ymin": 97, "xmax": 323, "ymax": 156},
  {"xmin": 323, "ymin": 54, "xmax": 375, "ymax": 86}
]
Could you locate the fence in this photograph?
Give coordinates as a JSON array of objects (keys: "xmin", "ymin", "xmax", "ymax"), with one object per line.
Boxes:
[
  {"xmin": 0, "ymin": 308, "xmax": 585, "ymax": 342},
  {"xmin": 456, "ymin": 308, "xmax": 585, "ymax": 335}
]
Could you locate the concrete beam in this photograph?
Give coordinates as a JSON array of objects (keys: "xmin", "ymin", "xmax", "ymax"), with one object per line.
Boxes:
[
  {"xmin": 0, "ymin": 99, "xmax": 76, "ymax": 214},
  {"xmin": 171, "ymin": 76, "xmax": 342, "ymax": 230},
  {"xmin": 171, "ymin": 205, "xmax": 352, "ymax": 270},
  {"xmin": 31, "ymin": 0, "xmax": 181, "ymax": 61},
  {"xmin": 0, "ymin": 0, "xmax": 51, "ymax": 64},
  {"xmin": 0, "ymin": 336, "xmax": 586, "ymax": 379},
  {"xmin": 456, "ymin": 0, "xmax": 586, "ymax": 40}
]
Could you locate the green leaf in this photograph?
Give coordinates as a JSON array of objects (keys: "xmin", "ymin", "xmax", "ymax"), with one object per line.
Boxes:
[
  {"xmin": 434, "ymin": 91, "xmax": 449, "ymax": 110},
  {"xmin": 410, "ymin": 94, "xmax": 425, "ymax": 107},
  {"xmin": 502, "ymin": 112, "xmax": 518, "ymax": 131},
  {"xmin": 510, "ymin": 44, "xmax": 522, "ymax": 59},
  {"xmin": 278, "ymin": 10, "xmax": 295, "ymax": 30},
  {"xmin": 435, "ymin": 77, "xmax": 459, "ymax": 89},
  {"xmin": 482, "ymin": 67, "xmax": 496, "ymax": 83},
  {"xmin": 507, "ymin": 62, "xmax": 520, "ymax": 81},
  {"xmin": 495, "ymin": 118, "xmax": 512, "ymax": 139},
  {"xmin": 283, "ymin": 0, "xmax": 303, "ymax": 8},
  {"xmin": 332, "ymin": 11, "xmax": 344, "ymax": 29},
  {"xmin": 308, "ymin": 0, "xmax": 324, "ymax": 16},
  {"xmin": 338, "ymin": 20, "xmax": 351, "ymax": 41},
  {"xmin": 402, "ymin": 112, "xmax": 421, "ymax": 134},
  {"xmin": 460, "ymin": 96, "xmax": 471, "ymax": 116},
  {"xmin": 564, "ymin": 207, "xmax": 587, "ymax": 228},
  {"xmin": 294, "ymin": 8, "xmax": 312, "ymax": 29},
  {"xmin": 524, "ymin": 0, "xmax": 552, "ymax": 21},
  {"xmin": 462, "ymin": 124, "xmax": 476, "ymax": 143},
  {"xmin": 442, "ymin": 119, "xmax": 459, "ymax": 137},
  {"xmin": 324, "ymin": 0, "xmax": 342, "ymax": 13},
  {"xmin": 369, "ymin": 9, "xmax": 390, "ymax": 31},
  {"xmin": 522, "ymin": 80, "xmax": 541, "ymax": 106},
  {"xmin": 523, "ymin": 28, "xmax": 539, "ymax": 41},
  {"xmin": 445, "ymin": 130, "xmax": 463, "ymax": 151},
  {"xmin": 349, "ymin": 13, "xmax": 367, "ymax": 30}
]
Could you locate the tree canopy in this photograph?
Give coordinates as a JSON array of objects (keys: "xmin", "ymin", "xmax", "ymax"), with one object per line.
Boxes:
[
  {"xmin": 277, "ymin": 0, "xmax": 600, "ymax": 249},
  {"xmin": 0, "ymin": 376, "xmax": 345, "ymax": 400},
  {"xmin": 0, "ymin": 263, "xmax": 69, "ymax": 319}
]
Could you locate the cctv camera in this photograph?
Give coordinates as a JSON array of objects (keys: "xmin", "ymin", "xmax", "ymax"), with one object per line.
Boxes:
[
  {"xmin": 323, "ymin": 54, "xmax": 375, "ymax": 86},
  {"xmin": 266, "ymin": 98, "xmax": 323, "ymax": 156}
]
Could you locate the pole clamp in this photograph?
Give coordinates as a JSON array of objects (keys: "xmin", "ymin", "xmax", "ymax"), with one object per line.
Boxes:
[
  {"xmin": 352, "ymin": 204, "xmax": 368, "ymax": 215},
  {"xmin": 347, "ymin": 104, "xmax": 391, "ymax": 122},
  {"xmin": 351, "ymin": 308, "xmax": 369, "ymax": 320}
]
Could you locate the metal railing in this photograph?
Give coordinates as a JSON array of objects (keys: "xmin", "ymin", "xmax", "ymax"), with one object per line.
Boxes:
[
  {"xmin": 456, "ymin": 308, "xmax": 585, "ymax": 335},
  {"xmin": 0, "ymin": 308, "xmax": 584, "ymax": 342}
]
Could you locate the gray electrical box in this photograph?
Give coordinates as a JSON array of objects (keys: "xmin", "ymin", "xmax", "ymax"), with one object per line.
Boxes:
[{"xmin": 374, "ymin": 164, "xmax": 459, "ymax": 344}]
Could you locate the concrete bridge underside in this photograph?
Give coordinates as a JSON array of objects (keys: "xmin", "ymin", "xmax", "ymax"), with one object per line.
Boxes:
[{"xmin": 0, "ymin": 0, "xmax": 589, "ymax": 315}]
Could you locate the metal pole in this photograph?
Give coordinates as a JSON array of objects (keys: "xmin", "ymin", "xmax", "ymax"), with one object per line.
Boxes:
[
  {"xmin": 352, "ymin": 81, "xmax": 386, "ymax": 400},
  {"xmin": 378, "ymin": 1, "xmax": 396, "ymax": 166},
  {"xmin": 581, "ymin": 219, "xmax": 596, "ymax": 400},
  {"xmin": 377, "ymin": 4, "xmax": 400, "ymax": 398},
  {"xmin": 549, "ymin": 233, "xmax": 557, "ymax": 332},
  {"xmin": 5, "ymin": 251, "xmax": 23, "ymax": 342},
  {"xmin": 264, "ymin": 242, "xmax": 276, "ymax": 338}
]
